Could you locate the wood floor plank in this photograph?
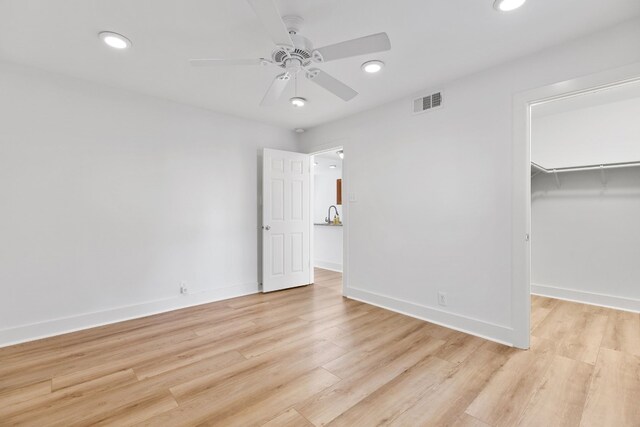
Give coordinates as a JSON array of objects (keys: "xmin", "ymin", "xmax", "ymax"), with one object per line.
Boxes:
[
  {"xmin": 0, "ymin": 328, "xmax": 198, "ymax": 393},
  {"xmin": 516, "ymin": 355, "xmax": 594, "ymax": 427},
  {"xmin": 327, "ymin": 313, "xmax": 425, "ymax": 355},
  {"xmin": 465, "ymin": 345, "xmax": 554, "ymax": 426},
  {"xmin": 215, "ymin": 368, "xmax": 341, "ymax": 426},
  {"xmin": 297, "ymin": 331, "xmax": 446, "ymax": 426},
  {"xmin": 0, "ymin": 380, "xmax": 51, "ymax": 409},
  {"xmin": 434, "ymin": 333, "xmax": 487, "ymax": 365},
  {"xmin": 5, "ymin": 381, "xmax": 171, "ymax": 426},
  {"xmin": 262, "ymin": 408, "xmax": 314, "ymax": 427},
  {"xmin": 557, "ymin": 312, "xmax": 608, "ymax": 365},
  {"xmin": 140, "ymin": 343, "xmax": 346, "ymax": 425},
  {"xmin": 387, "ymin": 348, "xmax": 506, "ymax": 426},
  {"xmin": 532, "ymin": 300, "xmax": 583, "ymax": 341},
  {"xmin": 452, "ymin": 413, "xmax": 492, "ymax": 427},
  {"xmin": 192, "ymin": 318, "xmax": 256, "ymax": 337},
  {"xmin": 324, "ymin": 355, "xmax": 453, "ymax": 426},
  {"xmin": 480, "ymin": 340, "xmax": 519, "ymax": 356},
  {"xmin": 600, "ymin": 310, "xmax": 640, "ymax": 357},
  {"xmin": 87, "ymin": 392, "xmax": 178, "ymax": 427},
  {"xmin": 133, "ymin": 348, "xmax": 247, "ymax": 380},
  {"xmin": 531, "ymin": 295, "xmax": 560, "ymax": 311},
  {"xmin": 531, "ymin": 306, "xmax": 552, "ymax": 330},
  {"xmin": 0, "ymin": 369, "xmax": 138, "ymax": 420},
  {"xmin": 238, "ymin": 320, "xmax": 350, "ymax": 359},
  {"xmin": 169, "ymin": 338, "xmax": 346, "ymax": 403},
  {"xmin": 322, "ymin": 321, "xmax": 431, "ymax": 379},
  {"xmin": 49, "ymin": 332, "xmax": 211, "ymax": 390},
  {"xmin": 0, "ymin": 304, "xmax": 231, "ymax": 371},
  {"xmin": 580, "ymin": 348, "xmax": 640, "ymax": 427},
  {"xmin": 4, "ymin": 350, "xmax": 244, "ymax": 424}
]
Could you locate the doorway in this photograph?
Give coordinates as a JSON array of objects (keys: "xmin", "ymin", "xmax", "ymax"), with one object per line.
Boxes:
[
  {"xmin": 311, "ymin": 147, "xmax": 344, "ymax": 294},
  {"xmin": 260, "ymin": 146, "xmax": 345, "ymax": 294},
  {"xmin": 512, "ymin": 63, "xmax": 640, "ymax": 349}
]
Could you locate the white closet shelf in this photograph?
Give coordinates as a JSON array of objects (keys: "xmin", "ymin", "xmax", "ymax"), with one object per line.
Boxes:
[
  {"xmin": 531, "ymin": 160, "xmax": 640, "ymax": 186},
  {"xmin": 531, "ymin": 160, "xmax": 640, "ymax": 174}
]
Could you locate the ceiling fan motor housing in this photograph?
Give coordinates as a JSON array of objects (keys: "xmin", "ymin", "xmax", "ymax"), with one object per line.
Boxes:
[{"xmin": 272, "ymin": 33, "xmax": 314, "ymax": 71}]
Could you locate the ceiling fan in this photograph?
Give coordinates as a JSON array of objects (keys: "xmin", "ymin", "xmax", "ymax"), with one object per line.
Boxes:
[{"xmin": 189, "ymin": 0, "xmax": 391, "ymax": 106}]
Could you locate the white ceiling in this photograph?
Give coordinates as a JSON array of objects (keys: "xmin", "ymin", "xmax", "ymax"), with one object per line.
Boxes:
[
  {"xmin": 1, "ymin": 0, "xmax": 639, "ymax": 130},
  {"xmin": 315, "ymin": 151, "xmax": 342, "ymax": 161},
  {"xmin": 314, "ymin": 152, "xmax": 342, "ymax": 173},
  {"xmin": 533, "ymin": 79, "xmax": 640, "ymax": 117}
]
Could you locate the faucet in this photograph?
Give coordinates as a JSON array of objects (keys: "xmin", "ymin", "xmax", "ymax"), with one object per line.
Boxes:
[{"xmin": 326, "ymin": 205, "xmax": 339, "ymax": 224}]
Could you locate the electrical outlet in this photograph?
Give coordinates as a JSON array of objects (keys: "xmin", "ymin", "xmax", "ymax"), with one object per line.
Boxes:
[
  {"xmin": 438, "ymin": 291, "xmax": 447, "ymax": 307},
  {"xmin": 180, "ymin": 283, "xmax": 188, "ymax": 295}
]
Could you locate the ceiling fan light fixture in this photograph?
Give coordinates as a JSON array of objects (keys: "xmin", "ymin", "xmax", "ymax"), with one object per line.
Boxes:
[
  {"xmin": 361, "ymin": 60, "xmax": 384, "ymax": 73},
  {"xmin": 290, "ymin": 97, "xmax": 307, "ymax": 107},
  {"xmin": 493, "ymin": 0, "xmax": 526, "ymax": 12},
  {"xmin": 99, "ymin": 31, "xmax": 131, "ymax": 49}
]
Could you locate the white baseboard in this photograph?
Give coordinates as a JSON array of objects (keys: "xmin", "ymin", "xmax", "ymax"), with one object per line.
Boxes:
[
  {"xmin": 0, "ymin": 282, "xmax": 259, "ymax": 348},
  {"xmin": 314, "ymin": 260, "xmax": 343, "ymax": 273},
  {"xmin": 344, "ymin": 286, "xmax": 514, "ymax": 347},
  {"xmin": 531, "ymin": 283, "xmax": 640, "ymax": 313}
]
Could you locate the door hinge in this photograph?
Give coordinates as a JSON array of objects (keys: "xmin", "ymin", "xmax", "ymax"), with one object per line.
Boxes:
[{"xmin": 525, "ymin": 233, "xmax": 530, "ymax": 242}]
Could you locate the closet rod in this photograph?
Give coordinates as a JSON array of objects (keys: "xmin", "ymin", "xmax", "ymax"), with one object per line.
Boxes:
[{"xmin": 531, "ymin": 160, "xmax": 640, "ymax": 174}]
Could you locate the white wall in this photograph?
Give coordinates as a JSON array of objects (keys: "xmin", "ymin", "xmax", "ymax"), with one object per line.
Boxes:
[
  {"xmin": 299, "ymin": 19, "xmax": 640, "ymax": 345},
  {"xmin": 0, "ymin": 61, "xmax": 297, "ymax": 346},
  {"xmin": 532, "ymin": 87, "xmax": 640, "ymax": 168},
  {"xmin": 313, "ymin": 160, "xmax": 343, "ymax": 271},
  {"xmin": 314, "ymin": 226, "xmax": 343, "ymax": 272},
  {"xmin": 531, "ymin": 169, "xmax": 640, "ymax": 311}
]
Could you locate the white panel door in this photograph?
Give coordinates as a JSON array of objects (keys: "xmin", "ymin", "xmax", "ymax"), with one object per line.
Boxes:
[{"xmin": 262, "ymin": 148, "xmax": 311, "ymax": 292}]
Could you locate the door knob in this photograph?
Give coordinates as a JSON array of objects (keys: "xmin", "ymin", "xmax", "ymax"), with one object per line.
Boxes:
[{"xmin": 264, "ymin": 225, "xmax": 271, "ymax": 230}]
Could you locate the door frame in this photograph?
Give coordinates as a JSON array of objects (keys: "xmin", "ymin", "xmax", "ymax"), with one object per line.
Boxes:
[
  {"xmin": 308, "ymin": 144, "xmax": 346, "ymax": 294},
  {"xmin": 511, "ymin": 62, "xmax": 640, "ymax": 349}
]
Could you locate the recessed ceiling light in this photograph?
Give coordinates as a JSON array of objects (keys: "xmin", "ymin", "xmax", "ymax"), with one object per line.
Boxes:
[
  {"xmin": 337, "ymin": 150, "xmax": 344, "ymax": 159},
  {"xmin": 99, "ymin": 31, "xmax": 132, "ymax": 49},
  {"xmin": 493, "ymin": 0, "xmax": 526, "ymax": 12},
  {"xmin": 290, "ymin": 97, "xmax": 307, "ymax": 107},
  {"xmin": 295, "ymin": 128, "xmax": 305, "ymax": 133},
  {"xmin": 329, "ymin": 164, "xmax": 337, "ymax": 169},
  {"xmin": 361, "ymin": 60, "xmax": 384, "ymax": 73}
]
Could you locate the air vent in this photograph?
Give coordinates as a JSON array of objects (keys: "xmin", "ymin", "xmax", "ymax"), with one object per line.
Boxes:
[{"xmin": 413, "ymin": 91, "xmax": 443, "ymax": 114}]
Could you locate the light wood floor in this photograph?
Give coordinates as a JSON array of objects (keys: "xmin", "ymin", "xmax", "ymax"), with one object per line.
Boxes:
[{"xmin": 1, "ymin": 269, "xmax": 639, "ymax": 426}]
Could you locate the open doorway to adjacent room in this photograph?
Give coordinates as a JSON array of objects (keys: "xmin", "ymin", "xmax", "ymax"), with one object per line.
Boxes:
[
  {"xmin": 527, "ymin": 78, "xmax": 640, "ymax": 356},
  {"xmin": 311, "ymin": 147, "xmax": 344, "ymax": 294}
]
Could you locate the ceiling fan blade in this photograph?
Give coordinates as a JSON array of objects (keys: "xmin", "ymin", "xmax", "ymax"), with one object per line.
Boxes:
[
  {"xmin": 260, "ymin": 73, "xmax": 291, "ymax": 106},
  {"xmin": 314, "ymin": 32, "xmax": 391, "ymax": 62},
  {"xmin": 189, "ymin": 58, "xmax": 264, "ymax": 67},
  {"xmin": 246, "ymin": 0, "xmax": 294, "ymax": 47},
  {"xmin": 306, "ymin": 69, "xmax": 358, "ymax": 101}
]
